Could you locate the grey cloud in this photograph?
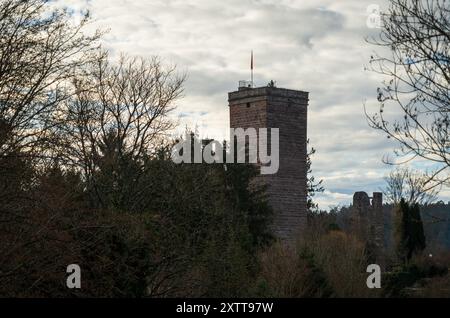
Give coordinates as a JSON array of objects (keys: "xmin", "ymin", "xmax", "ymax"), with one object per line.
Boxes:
[{"xmin": 54, "ymin": 0, "xmax": 450, "ymax": 209}]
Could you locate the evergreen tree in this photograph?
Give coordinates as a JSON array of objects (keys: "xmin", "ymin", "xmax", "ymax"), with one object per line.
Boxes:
[
  {"xmin": 407, "ymin": 203, "xmax": 426, "ymax": 259},
  {"xmin": 394, "ymin": 199, "xmax": 426, "ymax": 263}
]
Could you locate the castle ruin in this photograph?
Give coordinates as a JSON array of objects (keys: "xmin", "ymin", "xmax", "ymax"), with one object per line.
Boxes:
[
  {"xmin": 228, "ymin": 84, "xmax": 309, "ymax": 241},
  {"xmin": 352, "ymin": 192, "xmax": 384, "ymax": 265}
]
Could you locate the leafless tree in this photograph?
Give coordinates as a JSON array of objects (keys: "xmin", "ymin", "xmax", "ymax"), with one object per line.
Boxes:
[
  {"xmin": 383, "ymin": 167, "xmax": 440, "ymax": 205},
  {"xmin": 366, "ymin": 0, "xmax": 450, "ymax": 187},
  {"xmin": 0, "ymin": 0, "xmax": 102, "ymax": 162},
  {"xmin": 61, "ymin": 53, "xmax": 185, "ymax": 182},
  {"xmin": 0, "ymin": 0, "xmax": 102, "ymax": 284}
]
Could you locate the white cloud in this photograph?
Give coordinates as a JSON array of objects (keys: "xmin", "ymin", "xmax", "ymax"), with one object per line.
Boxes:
[{"xmin": 54, "ymin": 0, "xmax": 450, "ymax": 209}]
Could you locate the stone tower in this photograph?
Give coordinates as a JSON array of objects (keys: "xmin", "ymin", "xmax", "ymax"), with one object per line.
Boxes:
[
  {"xmin": 228, "ymin": 85, "xmax": 309, "ymax": 241},
  {"xmin": 352, "ymin": 192, "xmax": 384, "ymax": 265}
]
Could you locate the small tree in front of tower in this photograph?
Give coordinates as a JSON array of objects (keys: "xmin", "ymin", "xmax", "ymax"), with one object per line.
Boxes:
[{"xmin": 307, "ymin": 140, "xmax": 324, "ymax": 212}]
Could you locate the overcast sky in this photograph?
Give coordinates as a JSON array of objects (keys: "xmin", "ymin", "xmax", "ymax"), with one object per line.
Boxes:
[{"xmin": 55, "ymin": 0, "xmax": 450, "ymax": 209}]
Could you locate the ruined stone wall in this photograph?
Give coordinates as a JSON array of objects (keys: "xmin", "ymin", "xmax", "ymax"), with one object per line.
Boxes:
[
  {"xmin": 352, "ymin": 192, "xmax": 385, "ymax": 265},
  {"xmin": 228, "ymin": 87, "xmax": 309, "ymax": 241}
]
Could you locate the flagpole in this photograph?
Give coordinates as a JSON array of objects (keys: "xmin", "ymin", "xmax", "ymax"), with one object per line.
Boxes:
[{"xmin": 251, "ymin": 50, "xmax": 254, "ymax": 88}]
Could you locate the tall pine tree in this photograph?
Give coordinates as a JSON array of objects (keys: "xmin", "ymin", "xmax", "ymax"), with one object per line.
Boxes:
[{"xmin": 394, "ymin": 199, "xmax": 426, "ymax": 263}]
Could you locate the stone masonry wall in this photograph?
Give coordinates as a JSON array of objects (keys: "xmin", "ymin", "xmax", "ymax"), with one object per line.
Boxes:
[
  {"xmin": 352, "ymin": 192, "xmax": 385, "ymax": 266},
  {"xmin": 228, "ymin": 87, "xmax": 309, "ymax": 242}
]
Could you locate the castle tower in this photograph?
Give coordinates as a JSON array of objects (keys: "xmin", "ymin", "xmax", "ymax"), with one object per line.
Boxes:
[
  {"xmin": 352, "ymin": 192, "xmax": 384, "ymax": 266},
  {"xmin": 228, "ymin": 84, "xmax": 309, "ymax": 241}
]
